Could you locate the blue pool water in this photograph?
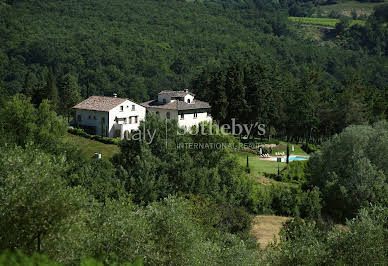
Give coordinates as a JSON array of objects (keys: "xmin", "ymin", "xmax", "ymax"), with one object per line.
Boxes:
[
  {"xmin": 271, "ymin": 156, "xmax": 309, "ymax": 162},
  {"xmin": 287, "ymin": 156, "xmax": 309, "ymax": 162}
]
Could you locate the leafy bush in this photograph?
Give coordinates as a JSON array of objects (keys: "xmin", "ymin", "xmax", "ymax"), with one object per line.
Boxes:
[
  {"xmin": 247, "ymin": 183, "xmax": 321, "ymax": 219},
  {"xmin": 281, "ymin": 160, "xmax": 308, "ymax": 183}
]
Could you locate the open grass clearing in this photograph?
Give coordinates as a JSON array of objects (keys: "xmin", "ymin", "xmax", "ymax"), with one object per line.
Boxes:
[
  {"xmin": 289, "ymin": 16, "xmax": 365, "ymax": 28},
  {"xmin": 63, "ymin": 133, "xmax": 119, "ymax": 160},
  {"xmin": 234, "ymin": 151, "xmax": 286, "ymax": 176},
  {"xmin": 250, "ymin": 215, "xmax": 291, "ymax": 249}
]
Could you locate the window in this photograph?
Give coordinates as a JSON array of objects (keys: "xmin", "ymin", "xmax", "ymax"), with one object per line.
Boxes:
[
  {"xmin": 115, "ymin": 116, "xmax": 118, "ymax": 123},
  {"xmin": 166, "ymin": 112, "xmax": 170, "ymax": 119},
  {"xmin": 124, "ymin": 118, "xmax": 127, "ymax": 124},
  {"xmin": 187, "ymin": 99, "xmax": 191, "ymax": 103},
  {"xmin": 88, "ymin": 115, "xmax": 91, "ymax": 120},
  {"xmin": 94, "ymin": 116, "xmax": 97, "ymax": 120},
  {"xmin": 101, "ymin": 117, "xmax": 105, "ymax": 124},
  {"xmin": 128, "ymin": 117, "xmax": 132, "ymax": 124},
  {"xmin": 194, "ymin": 113, "xmax": 198, "ymax": 119},
  {"xmin": 163, "ymin": 98, "xmax": 167, "ymax": 104},
  {"xmin": 132, "ymin": 105, "xmax": 135, "ymax": 111},
  {"xmin": 77, "ymin": 115, "xmax": 82, "ymax": 122},
  {"xmin": 135, "ymin": 116, "xmax": 138, "ymax": 123},
  {"xmin": 180, "ymin": 114, "xmax": 184, "ymax": 120},
  {"xmin": 120, "ymin": 106, "xmax": 124, "ymax": 112}
]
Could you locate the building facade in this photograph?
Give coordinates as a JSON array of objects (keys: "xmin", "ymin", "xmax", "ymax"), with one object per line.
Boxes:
[
  {"xmin": 141, "ymin": 90, "xmax": 212, "ymax": 130},
  {"xmin": 72, "ymin": 96, "xmax": 146, "ymax": 138}
]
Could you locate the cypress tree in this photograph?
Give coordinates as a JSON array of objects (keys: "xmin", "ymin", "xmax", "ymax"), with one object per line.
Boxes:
[
  {"xmin": 46, "ymin": 69, "xmax": 59, "ymax": 111},
  {"xmin": 61, "ymin": 74, "xmax": 81, "ymax": 122}
]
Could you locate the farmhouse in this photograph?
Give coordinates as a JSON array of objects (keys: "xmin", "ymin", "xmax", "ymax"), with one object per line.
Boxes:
[
  {"xmin": 72, "ymin": 95, "xmax": 146, "ymax": 138},
  {"xmin": 141, "ymin": 90, "xmax": 212, "ymax": 129}
]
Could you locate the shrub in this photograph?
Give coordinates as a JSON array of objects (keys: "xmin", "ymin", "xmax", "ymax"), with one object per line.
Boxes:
[{"xmin": 281, "ymin": 160, "xmax": 308, "ymax": 183}]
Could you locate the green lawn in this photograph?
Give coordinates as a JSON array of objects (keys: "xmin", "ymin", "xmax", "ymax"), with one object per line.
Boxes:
[
  {"xmin": 271, "ymin": 142, "xmax": 309, "ymax": 156},
  {"xmin": 234, "ymin": 142, "xmax": 308, "ymax": 177},
  {"xmin": 63, "ymin": 133, "xmax": 119, "ymax": 160},
  {"xmin": 234, "ymin": 151, "xmax": 286, "ymax": 176},
  {"xmin": 289, "ymin": 16, "xmax": 365, "ymax": 28}
]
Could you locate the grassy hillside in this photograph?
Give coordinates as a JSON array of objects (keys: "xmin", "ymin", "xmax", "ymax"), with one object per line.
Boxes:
[{"xmin": 63, "ymin": 133, "xmax": 119, "ymax": 160}]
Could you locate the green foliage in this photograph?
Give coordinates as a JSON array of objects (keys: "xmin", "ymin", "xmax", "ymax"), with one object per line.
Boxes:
[
  {"xmin": 0, "ymin": 250, "xmax": 144, "ymax": 266},
  {"xmin": 338, "ymin": 4, "xmax": 388, "ymax": 56},
  {"xmin": 113, "ymin": 114, "xmax": 252, "ymax": 206},
  {"xmin": 61, "ymin": 74, "xmax": 81, "ymax": 119},
  {"xmin": 0, "ymin": 145, "xmax": 91, "ymax": 254},
  {"xmin": 306, "ymin": 121, "xmax": 388, "ymax": 221},
  {"xmin": 194, "ymin": 62, "xmax": 388, "ymax": 141},
  {"xmin": 68, "ymin": 159, "xmax": 124, "ymax": 202},
  {"xmin": 282, "ymin": 160, "xmax": 308, "ymax": 182},
  {"xmin": 247, "ymin": 182, "xmax": 322, "ymax": 219},
  {"xmin": 264, "ymin": 205, "xmax": 388, "ymax": 265},
  {"xmin": 0, "ymin": 250, "xmax": 60, "ymax": 266},
  {"xmin": 0, "ymin": 94, "xmax": 67, "ymax": 149},
  {"xmin": 301, "ymin": 143, "xmax": 318, "ymax": 154},
  {"xmin": 326, "ymin": 205, "xmax": 388, "ymax": 265},
  {"xmin": 83, "ymin": 196, "xmax": 259, "ymax": 265},
  {"xmin": 68, "ymin": 127, "xmax": 120, "ymax": 145}
]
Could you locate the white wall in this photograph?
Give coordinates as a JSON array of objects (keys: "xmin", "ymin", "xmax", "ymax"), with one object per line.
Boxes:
[
  {"xmin": 75, "ymin": 100, "xmax": 146, "ymax": 138},
  {"xmin": 184, "ymin": 94, "xmax": 194, "ymax": 103},
  {"xmin": 147, "ymin": 108, "xmax": 178, "ymax": 120},
  {"xmin": 108, "ymin": 100, "xmax": 146, "ymax": 138},
  {"xmin": 178, "ymin": 110, "xmax": 212, "ymax": 130},
  {"xmin": 75, "ymin": 110, "xmax": 109, "ymax": 136},
  {"xmin": 146, "ymin": 108, "xmax": 212, "ymax": 130}
]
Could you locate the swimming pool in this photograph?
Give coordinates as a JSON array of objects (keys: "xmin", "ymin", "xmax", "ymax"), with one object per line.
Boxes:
[{"xmin": 270, "ymin": 156, "xmax": 309, "ymax": 162}]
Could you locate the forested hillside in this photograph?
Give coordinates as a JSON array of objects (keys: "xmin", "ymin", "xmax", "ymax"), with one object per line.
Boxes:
[{"xmin": 1, "ymin": 0, "xmax": 388, "ymax": 102}]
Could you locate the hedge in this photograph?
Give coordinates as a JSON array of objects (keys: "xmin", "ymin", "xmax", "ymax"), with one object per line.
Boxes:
[{"xmin": 68, "ymin": 127, "xmax": 120, "ymax": 145}]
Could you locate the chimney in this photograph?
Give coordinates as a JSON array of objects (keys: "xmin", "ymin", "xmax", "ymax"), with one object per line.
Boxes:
[{"xmin": 113, "ymin": 93, "xmax": 117, "ymax": 98}]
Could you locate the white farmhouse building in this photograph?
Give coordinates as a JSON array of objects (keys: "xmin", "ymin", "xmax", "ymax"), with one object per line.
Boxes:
[
  {"xmin": 141, "ymin": 90, "xmax": 212, "ymax": 129},
  {"xmin": 72, "ymin": 96, "xmax": 146, "ymax": 138}
]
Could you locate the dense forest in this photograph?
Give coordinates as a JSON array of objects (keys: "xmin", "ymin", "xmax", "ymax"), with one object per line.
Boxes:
[{"xmin": 0, "ymin": 0, "xmax": 388, "ymax": 265}]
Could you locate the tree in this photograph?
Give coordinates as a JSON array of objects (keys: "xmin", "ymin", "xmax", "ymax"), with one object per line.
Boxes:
[
  {"xmin": 61, "ymin": 74, "xmax": 81, "ymax": 122},
  {"xmin": 46, "ymin": 69, "xmax": 59, "ymax": 111},
  {"xmin": 0, "ymin": 95, "xmax": 67, "ymax": 148},
  {"xmin": 306, "ymin": 121, "xmax": 388, "ymax": 221},
  {"xmin": 0, "ymin": 146, "xmax": 90, "ymax": 254},
  {"xmin": 0, "ymin": 94, "xmax": 38, "ymax": 146}
]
